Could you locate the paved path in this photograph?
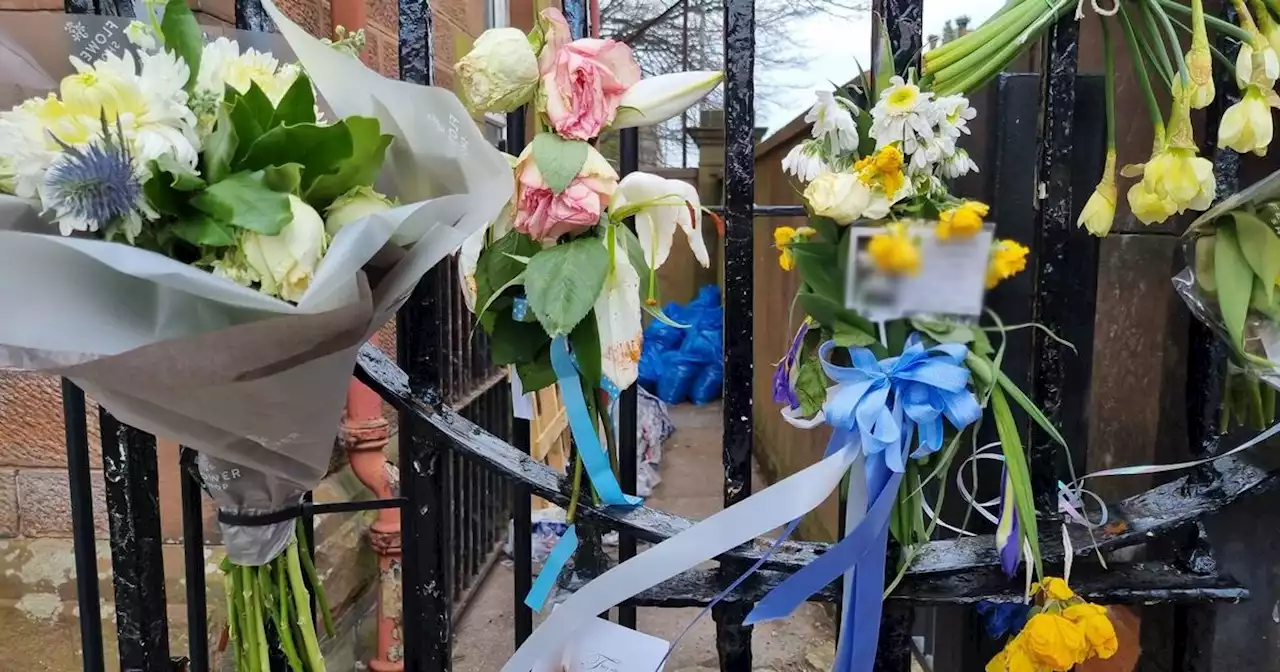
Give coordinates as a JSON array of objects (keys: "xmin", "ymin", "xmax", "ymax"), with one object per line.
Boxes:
[{"xmin": 452, "ymin": 401, "xmax": 837, "ymax": 671}]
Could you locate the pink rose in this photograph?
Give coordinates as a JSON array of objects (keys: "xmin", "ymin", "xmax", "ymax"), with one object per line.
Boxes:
[
  {"xmin": 514, "ymin": 143, "xmax": 619, "ymax": 241},
  {"xmin": 537, "ymin": 8, "xmax": 641, "ymax": 140}
]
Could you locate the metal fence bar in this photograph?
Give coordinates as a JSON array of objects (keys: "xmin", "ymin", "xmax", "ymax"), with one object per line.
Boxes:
[
  {"xmin": 716, "ymin": 0, "xmax": 756, "ymax": 663},
  {"xmin": 617, "ymin": 125, "xmax": 641, "ymax": 631},
  {"xmin": 62, "ymin": 380, "xmax": 106, "ymax": 672},
  {"xmin": 99, "ymin": 409, "xmax": 171, "ymax": 671},
  {"xmin": 179, "ymin": 449, "xmax": 209, "ymax": 672}
]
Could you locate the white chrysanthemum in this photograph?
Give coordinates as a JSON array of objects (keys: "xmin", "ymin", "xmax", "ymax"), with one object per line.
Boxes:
[
  {"xmin": 805, "ymin": 90, "xmax": 859, "ymax": 153},
  {"xmin": 938, "ymin": 148, "xmax": 980, "ymax": 179},
  {"xmin": 782, "ymin": 140, "xmax": 828, "ymax": 183},
  {"xmin": 934, "ymin": 94, "xmax": 976, "ymax": 140},
  {"xmin": 198, "ymin": 38, "xmax": 299, "ymax": 104},
  {"xmin": 870, "ymin": 76, "xmax": 935, "ymax": 156},
  {"xmin": 0, "ymin": 95, "xmax": 93, "ymax": 199}
]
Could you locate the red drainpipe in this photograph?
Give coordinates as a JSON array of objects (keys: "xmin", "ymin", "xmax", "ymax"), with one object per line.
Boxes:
[{"xmin": 330, "ymin": 4, "xmax": 402, "ymax": 670}]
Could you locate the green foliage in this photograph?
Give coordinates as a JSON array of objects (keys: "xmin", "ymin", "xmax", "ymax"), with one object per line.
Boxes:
[
  {"xmin": 475, "ymin": 230, "xmax": 540, "ymax": 316},
  {"xmin": 1215, "ymin": 223, "xmax": 1253, "ymax": 351},
  {"xmin": 794, "ymin": 353, "xmax": 827, "ymax": 418},
  {"xmin": 530, "ymin": 132, "xmax": 589, "ymax": 194},
  {"xmin": 159, "ymin": 0, "xmax": 202, "ymax": 91},
  {"xmin": 191, "ymin": 171, "xmax": 292, "ymax": 236},
  {"xmin": 524, "ymin": 237, "xmax": 611, "ymax": 336},
  {"xmin": 570, "ymin": 314, "xmax": 603, "ymax": 389}
]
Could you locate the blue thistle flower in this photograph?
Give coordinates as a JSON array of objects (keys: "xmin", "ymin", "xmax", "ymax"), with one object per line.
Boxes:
[{"xmin": 44, "ymin": 114, "xmax": 142, "ymax": 236}]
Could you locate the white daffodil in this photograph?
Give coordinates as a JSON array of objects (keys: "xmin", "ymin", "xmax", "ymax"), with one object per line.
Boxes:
[
  {"xmin": 594, "ymin": 235, "xmax": 643, "ymax": 390},
  {"xmin": 610, "ymin": 172, "xmax": 711, "ymax": 270},
  {"xmin": 781, "ymin": 140, "xmax": 828, "ymax": 183},
  {"xmin": 908, "ymin": 132, "xmax": 955, "ymax": 172},
  {"xmin": 937, "ymin": 147, "xmax": 979, "ymax": 179},
  {"xmin": 612, "ymin": 71, "xmax": 724, "ymax": 130},
  {"xmin": 1219, "ymin": 86, "xmax": 1274, "ymax": 155},
  {"xmin": 1236, "ymin": 41, "xmax": 1280, "ymax": 90},
  {"xmin": 804, "ymin": 90, "xmax": 859, "ymax": 153},
  {"xmin": 870, "ymin": 76, "xmax": 936, "ymax": 156},
  {"xmin": 933, "ymin": 93, "xmax": 976, "ymax": 140}
]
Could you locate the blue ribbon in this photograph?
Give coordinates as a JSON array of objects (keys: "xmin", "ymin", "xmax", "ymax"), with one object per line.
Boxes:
[
  {"xmin": 746, "ymin": 334, "xmax": 981, "ymax": 672},
  {"xmin": 550, "ymin": 335, "xmax": 641, "ymax": 508},
  {"xmin": 524, "ymin": 524, "xmax": 579, "ymax": 611}
]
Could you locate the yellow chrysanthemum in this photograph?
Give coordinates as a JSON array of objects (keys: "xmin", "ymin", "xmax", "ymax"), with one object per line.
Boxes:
[
  {"xmin": 1032, "ymin": 577, "xmax": 1076, "ymax": 602},
  {"xmin": 867, "ymin": 222, "xmax": 920, "ymax": 275},
  {"xmin": 1019, "ymin": 613, "xmax": 1089, "ymax": 671},
  {"xmin": 986, "ymin": 239, "xmax": 1029, "ymax": 289},
  {"xmin": 774, "ymin": 225, "xmax": 816, "ymax": 271},
  {"xmin": 1063, "ymin": 603, "xmax": 1119, "ymax": 660},
  {"xmin": 855, "ymin": 145, "xmax": 906, "ymax": 199},
  {"xmin": 937, "ymin": 201, "xmax": 989, "ymax": 240}
]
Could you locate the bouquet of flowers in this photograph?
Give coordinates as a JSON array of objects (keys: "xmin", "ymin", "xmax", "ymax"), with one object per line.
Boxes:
[{"xmin": 0, "ymin": 1, "xmax": 510, "ymax": 668}]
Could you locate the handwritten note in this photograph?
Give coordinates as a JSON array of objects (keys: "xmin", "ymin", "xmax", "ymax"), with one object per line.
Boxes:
[
  {"xmin": 844, "ymin": 222, "xmax": 994, "ymax": 322},
  {"xmin": 532, "ymin": 616, "xmax": 671, "ymax": 672}
]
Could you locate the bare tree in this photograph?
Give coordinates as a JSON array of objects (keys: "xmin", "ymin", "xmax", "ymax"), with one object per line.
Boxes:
[{"xmin": 599, "ymin": 0, "xmax": 869, "ymax": 167}]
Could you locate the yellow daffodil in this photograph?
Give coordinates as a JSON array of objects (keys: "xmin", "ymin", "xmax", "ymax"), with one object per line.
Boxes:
[
  {"xmin": 1032, "ymin": 577, "xmax": 1076, "ymax": 602},
  {"xmin": 855, "ymin": 145, "xmax": 907, "ymax": 199},
  {"xmin": 1123, "ymin": 98, "xmax": 1215, "ymax": 221},
  {"xmin": 937, "ymin": 200, "xmax": 989, "ymax": 240},
  {"xmin": 1181, "ymin": 0, "xmax": 1216, "ymax": 109},
  {"xmin": 986, "ymin": 239, "xmax": 1028, "ymax": 289},
  {"xmin": 1020, "ymin": 613, "xmax": 1089, "ymax": 670},
  {"xmin": 868, "ymin": 222, "xmax": 921, "ymax": 275},
  {"xmin": 1078, "ymin": 151, "xmax": 1117, "ymax": 236},
  {"xmin": 773, "ymin": 226, "xmax": 816, "ymax": 271},
  {"xmin": 1063, "ymin": 603, "xmax": 1119, "ymax": 660},
  {"xmin": 1220, "ymin": 86, "xmax": 1274, "ymax": 156},
  {"xmin": 1235, "ymin": 40, "xmax": 1280, "ymax": 91},
  {"xmin": 985, "ymin": 639, "xmax": 1040, "ymax": 672}
]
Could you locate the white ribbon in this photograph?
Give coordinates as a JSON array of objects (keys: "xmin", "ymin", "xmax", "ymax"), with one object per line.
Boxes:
[
  {"xmin": 501, "ymin": 446, "xmax": 861, "ymax": 671},
  {"xmin": 1075, "ymin": 0, "xmax": 1119, "ymax": 20}
]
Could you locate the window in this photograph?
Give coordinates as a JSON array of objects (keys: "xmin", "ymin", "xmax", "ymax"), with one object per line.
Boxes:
[{"xmin": 487, "ymin": 0, "xmax": 509, "ymax": 28}]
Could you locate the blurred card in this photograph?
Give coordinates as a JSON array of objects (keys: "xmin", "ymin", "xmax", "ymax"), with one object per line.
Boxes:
[
  {"xmin": 844, "ymin": 223, "xmax": 993, "ymax": 322},
  {"xmin": 532, "ymin": 616, "xmax": 670, "ymax": 672}
]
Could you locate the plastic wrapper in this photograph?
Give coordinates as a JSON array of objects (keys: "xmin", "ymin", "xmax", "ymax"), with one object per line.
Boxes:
[
  {"xmin": 690, "ymin": 361, "xmax": 724, "ymax": 405},
  {"xmin": 0, "ymin": 7, "xmax": 511, "ymax": 564}
]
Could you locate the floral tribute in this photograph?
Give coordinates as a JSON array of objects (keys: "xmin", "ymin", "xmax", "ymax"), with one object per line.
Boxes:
[
  {"xmin": 454, "ymin": 6, "xmax": 721, "ymax": 604},
  {"xmin": 987, "ymin": 578, "xmax": 1119, "ymax": 672}
]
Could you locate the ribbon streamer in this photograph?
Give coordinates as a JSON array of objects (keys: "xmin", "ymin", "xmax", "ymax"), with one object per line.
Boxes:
[{"xmin": 525, "ymin": 525, "xmax": 580, "ymax": 610}]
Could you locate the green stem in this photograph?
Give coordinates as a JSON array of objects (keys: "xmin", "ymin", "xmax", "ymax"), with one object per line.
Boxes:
[
  {"xmin": 287, "ymin": 540, "xmax": 327, "ymax": 672},
  {"xmin": 297, "ymin": 528, "xmax": 336, "ymax": 639},
  {"xmin": 276, "ymin": 557, "xmax": 305, "ymax": 672},
  {"xmin": 223, "ymin": 561, "xmax": 245, "ymax": 672},
  {"xmin": 930, "ymin": 0, "xmax": 1043, "ymax": 85},
  {"xmin": 239, "ymin": 567, "xmax": 261, "ymax": 672},
  {"xmin": 1159, "ymin": 0, "xmax": 1255, "ymax": 41},
  {"xmin": 251, "ymin": 567, "xmax": 270, "ymax": 672},
  {"xmin": 596, "ymin": 390, "xmax": 620, "ymax": 477},
  {"xmin": 925, "ymin": 0, "xmax": 1029, "ymax": 62},
  {"xmin": 1103, "ymin": 15, "xmax": 1117, "ymax": 150},
  {"xmin": 935, "ymin": 0, "xmax": 1074, "ymax": 95},
  {"xmin": 1167, "ymin": 12, "xmax": 1239, "ymax": 70},
  {"xmin": 566, "ymin": 451, "xmax": 585, "ymax": 523},
  {"xmin": 1139, "ymin": 0, "xmax": 1178, "ymax": 84},
  {"xmin": 1148, "ymin": 0, "xmax": 1192, "ymax": 85},
  {"xmin": 1120, "ymin": 4, "xmax": 1168, "ymax": 130},
  {"xmin": 925, "ymin": 0, "xmax": 1040, "ymax": 74}
]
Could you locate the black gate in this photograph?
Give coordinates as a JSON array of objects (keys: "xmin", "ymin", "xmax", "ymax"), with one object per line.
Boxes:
[{"xmin": 51, "ymin": 0, "xmax": 1279, "ymax": 669}]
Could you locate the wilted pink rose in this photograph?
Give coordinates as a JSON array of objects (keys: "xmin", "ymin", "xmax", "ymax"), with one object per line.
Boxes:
[
  {"xmin": 513, "ymin": 143, "xmax": 619, "ymax": 241},
  {"xmin": 537, "ymin": 8, "xmax": 641, "ymax": 140}
]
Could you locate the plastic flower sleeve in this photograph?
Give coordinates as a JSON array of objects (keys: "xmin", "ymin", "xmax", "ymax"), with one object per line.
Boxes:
[{"xmin": 0, "ymin": 12, "xmax": 511, "ymax": 565}]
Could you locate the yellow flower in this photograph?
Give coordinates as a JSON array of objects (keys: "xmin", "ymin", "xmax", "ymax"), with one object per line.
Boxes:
[
  {"xmin": 988, "ymin": 638, "xmax": 1045, "ymax": 672},
  {"xmin": 855, "ymin": 145, "xmax": 907, "ymax": 199},
  {"xmin": 1063, "ymin": 604, "xmax": 1119, "ymax": 660},
  {"xmin": 1033, "ymin": 577, "xmax": 1076, "ymax": 602},
  {"xmin": 1126, "ymin": 179, "xmax": 1179, "ymax": 225},
  {"xmin": 867, "ymin": 222, "xmax": 921, "ymax": 276},
  {"xmin": 1181, "ymin": 0, "xmax": 1215, "ymax": 109},
  {"xmin": 1020, "ymin": 613, "xmax": 1089, "ymax": 671},
  {"xmin": 1220, "ymin": 86, "xmax": 1273, "ymax": 156},
  {"xmin": 937, "ymin": 201, "xmax": 989, "ymax": 240},
  {"xmin": 1078, "ymin": 151, "xmax": 1117, "ymax": 236},
  {"xmin": 986, "ymin": 239, "xmax": 1028, "ymax": 289},
  {"xmin": 773, "ymin": 225, "xmax": 816, "ymax": 271}
]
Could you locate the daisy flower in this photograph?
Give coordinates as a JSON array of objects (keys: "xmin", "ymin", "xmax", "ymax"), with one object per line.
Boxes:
[
  {"xmin": 870, "ymin": 76, "xmax": 936, "ymax": 156},
  {"xmin": 934, "ymin": 94, "xmax": 977, "ymax": 140}
]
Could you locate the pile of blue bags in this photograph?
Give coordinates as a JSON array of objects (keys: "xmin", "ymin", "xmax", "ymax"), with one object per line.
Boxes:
[{"xmin": 638, "ymin": 285, "xmax": 724, "ymax": 405}]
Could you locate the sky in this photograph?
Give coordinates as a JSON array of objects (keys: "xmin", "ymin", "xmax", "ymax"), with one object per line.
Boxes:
[{"xmin": 762, "ymin": 0, "xmax": 1007, "ymax": 133}]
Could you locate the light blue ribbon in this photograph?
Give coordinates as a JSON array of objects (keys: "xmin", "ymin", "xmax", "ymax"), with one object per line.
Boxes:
[
  {"xmin": 525, "ymin": 524, "xmax": 579, "ymax": 611},
  {"xmin": 746, "ymin": 334, "xmax": 981, "ymax": 672}
]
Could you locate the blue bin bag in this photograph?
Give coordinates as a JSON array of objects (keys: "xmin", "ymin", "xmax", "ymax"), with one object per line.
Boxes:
[
  {"xmin": 690, "ymin": 284, "xmax": 721, "ymax": 308},
  {"xmin": 656, "ymin": 357, "xmax": 699, "ymax": 405},
  {"xmin": 690, "ymin": 362, "xmax": 724, "ymax": 405},
  {"xmin": 638, "ymin": 347, "xmax": 664, "ymax": 392}
]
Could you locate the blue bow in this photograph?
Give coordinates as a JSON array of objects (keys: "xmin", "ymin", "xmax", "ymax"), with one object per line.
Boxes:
[{"xmin": 748, "ymin": 334, "xmax": 982, "ymax": 672}]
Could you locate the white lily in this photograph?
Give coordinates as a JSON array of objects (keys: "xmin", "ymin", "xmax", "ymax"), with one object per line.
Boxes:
[
  {"xmin": 611, "ymin": 71, "xmax": 724, "ymax": 130},
  {"xmin": 610, "ymin": 172, "xmax": 711, "ymax": 271},
  {"xmin": 594, "ymin": 235, "xmax": 643, "ymax": 390}
]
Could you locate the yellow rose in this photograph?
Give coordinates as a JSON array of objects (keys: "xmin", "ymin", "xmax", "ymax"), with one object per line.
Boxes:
[
  {"xmin": 241, "ymin": 195, "xmax": 330, "ymax": 302},
  {"xmin": 938, "ymin": 201, "xmax": 989, "ymax": 240},
  {"xmin": 1039, "ymin": 577, "xmax": 1075, "ymax": 602},
  {"xmin": 1020, "ymin": 613, "xmax": 1089, "ymax": 670},
  {"xmin": 1063, "ymin": 604, "xmax": 1119, "ymax": 660},
  {"xmin": 804, "ymin": 171, "xmax": 870, "ymax": 225}
]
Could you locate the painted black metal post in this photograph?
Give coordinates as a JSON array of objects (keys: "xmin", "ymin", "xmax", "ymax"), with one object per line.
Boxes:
[
  {"xmin": 62, "ymin": 380, "xmax": 106, "ymax": 672},
  {"xmin": 234, "ymin": 0, "xmax": 274, "ymax": 31},
  {"xmin": 617, "ymin": 126, "xmax": 641, "ymax": 631},
  {"xmin": 715, "ymin": 0, "xmax": 756, "ymax": 664},
  {"xmin": 179, "ymin": 449, "xmax": 210, "ymax": 672},
  {"xmin": 99, "ymin": 409, "xmax": 171, "ymax": 671}
]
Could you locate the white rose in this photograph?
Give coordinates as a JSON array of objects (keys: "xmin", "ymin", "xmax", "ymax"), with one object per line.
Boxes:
[
  {"xmin": 324, "ymin": 186, "xmax": 395, "ymax": 237},
  {"xmin": 241, "ymin": 195, "xmax": 329, "ymax": 302},
  {"xmin": 803, "ymin": 171, "xmax": 869, "ymax": 225},
  {"xmin": 455, "ymin": 28, "xmax": 540, "ymax": 114}
]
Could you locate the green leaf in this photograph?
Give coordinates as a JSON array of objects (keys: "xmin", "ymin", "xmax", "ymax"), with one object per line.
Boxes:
[
  {"xmin": 1195, "ymin": 235, "xmax": 1218, "ymax": 293},
  {"xmin": 263, "ymin": 163, "xmax": 304, "ymax": 194},
  {"xmin": 160, "ymin": 0, "xmax": 202, "ymax": 91},
  {"xmin": 525, "ymin": 237, "xmax": 611, "ymax": 336},
  {"xmin": 304, "ymin": 117, "xmax": 394, "ymax": 207},
  {"xmin": 807, "ymin": 217, "xmax": 839, "ymax": 245},
  {"xmin": 796, "ymin": 292, "xmax": 881, "ymax": 352},
  {"xmin": 240, "ymin": 122, "xmax": 355, "ymax": 193},
  {"xmin": 270, "ymin": 74, "xmax": 317, "ymax": 129},
  {"xmin": 226, "ymin": 83, "xmax": 276, "ymax": 161},
  {"xmin": 1215, "ymin": 223, "xmax": 1254, "ymax": 351},
  {"xmin": 151, "ymin": 155, "xmax": 206, "ymax": 191},
  {"xmin": 834, "ymin": 321, "xmax": 877, "ymax": 347},
  {"xmin": 794, "ymin": 353, "xmax": 827, "ymax": 417},
  {"xmin": 1232, "ymin": 211, "xmax": 1280, "ymax": 302},
  {"xmin": 171, "ymin": 215, "xmax": 236, "ymax": 247},
  {"xmin": 476, "ymin": 230, "xmax": 541, "ymax": 311},
  {"xmin": 192, "ymin": 171, "xmax": 293, "ymax": 235},
  {"xmin": 791, "ymin": 242, "xmax": 842, "ymax": 302},
  {"xmin": 142, "ymin": 175, "xmax": 185, "ymax": 216},
  {"xmin": 994, "ymin": 364, "xmax": 1069, "ymax": 449},
  {"xmin": 531, "ymin": 132, "xmax": 589, "ymax": 194},
  {"xmin": 872, "ymin": 16, "xmax": 896, "ymax": 100},
  {"xmin": 570, "ymin": 313, "xmax": 603, "ymax": 389},
  {"xmin": 991, "ymin": 386, "xmax": 1041, "ymax": 577},
  {"xmin": 517, "ymin": 349, "xmax": 558, "ymax": 393},
  {"xmin": 203, "ymin": 105, "xmax": 238, "ymax": 184},
  {"xmin": 490, "ymin": 311, "xmax": 551, "ymax": 365}
]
